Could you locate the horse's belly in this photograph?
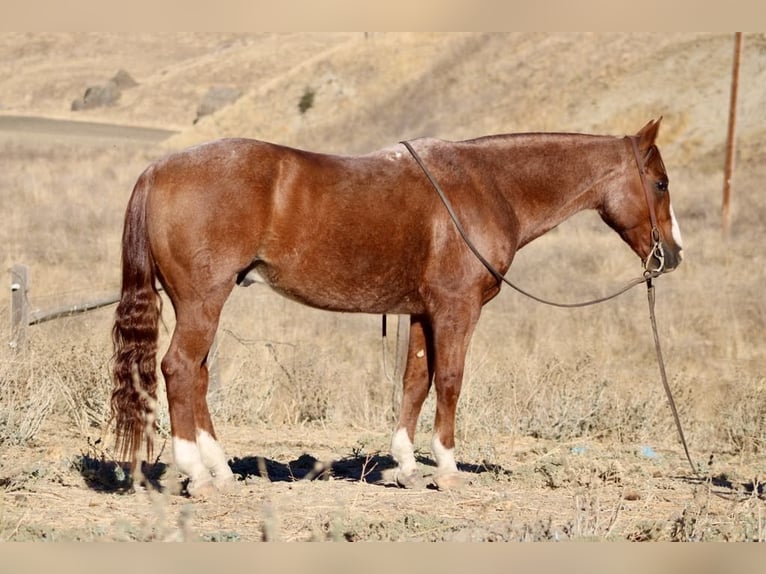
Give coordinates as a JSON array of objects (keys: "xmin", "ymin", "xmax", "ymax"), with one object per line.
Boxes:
[{"xmin": 244, "ymin": 260, "xmax": 423, "ymax": 315}]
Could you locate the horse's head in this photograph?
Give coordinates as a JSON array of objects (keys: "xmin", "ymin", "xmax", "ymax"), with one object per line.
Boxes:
[{"xmin": 599, "ymin": 118, "xmax": 683, "ymax": 274}]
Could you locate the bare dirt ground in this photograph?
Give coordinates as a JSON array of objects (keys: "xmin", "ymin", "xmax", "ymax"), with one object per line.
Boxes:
[
  {"xmin": 1, "ymin": 33, "xmax": 765, "ymax": 543},
  {"xmin": 2, "ymin": 412, "xmax": 763, "ymax": 542}
]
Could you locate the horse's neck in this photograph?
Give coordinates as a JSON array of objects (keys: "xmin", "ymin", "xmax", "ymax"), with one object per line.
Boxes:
[{"xmin": 490, "ymin": 134, "xmax": 621, "ymax": 248}]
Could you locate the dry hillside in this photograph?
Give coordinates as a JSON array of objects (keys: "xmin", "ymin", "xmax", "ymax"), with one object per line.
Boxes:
[{"xmin": 3, "ymin": 33, "xmax": 764, "ymax": 163}]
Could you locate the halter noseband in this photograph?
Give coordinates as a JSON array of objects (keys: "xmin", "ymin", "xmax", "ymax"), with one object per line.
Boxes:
[{"xmin": 627, "ymin": 136, "xmax": 665, "ymax": 275}]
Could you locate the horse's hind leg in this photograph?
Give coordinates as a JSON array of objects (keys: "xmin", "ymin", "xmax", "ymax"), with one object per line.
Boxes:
[
  {"xmin": 161, "ymin": 285, "xmax": 235, "ymax": 496},
  {"xmin": 390, "ymin": 315, "xmax": 434, "ymax": 487}
]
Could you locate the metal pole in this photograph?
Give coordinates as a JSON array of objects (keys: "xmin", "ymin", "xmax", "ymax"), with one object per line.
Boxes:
[{"xmin": 722, "ymin": 32, "xmax": 743, "ymax": 237}]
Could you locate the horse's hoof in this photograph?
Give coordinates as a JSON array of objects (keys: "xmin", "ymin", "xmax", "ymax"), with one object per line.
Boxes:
[
  {"xmin": 213, "ymin": 474, "xmax": 237, "ymax": 492},
  {"xmin": 187, "ymin": 479, "xmax": 217, "ymax": 498},
  {"xmin": 431, "ymin": 471, "xmax": 468, "ymax": 491},
  {"xmin": 394, "ymin": 468, "xmax": 426, "ymax": 489}
]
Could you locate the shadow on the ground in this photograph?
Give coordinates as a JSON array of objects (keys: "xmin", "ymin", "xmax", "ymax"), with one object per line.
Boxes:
[
  {"xmin": 72, "ymin": 444, "xmax": 513, "ymax": 494},
  {"xmin": 229, "ymin": 451, "xmax": 513, "ymax": 487},
  {"xmin": 681, "ymin": 472, "xmax": 766, "ymax": 501},
  {"xmin": 230, "ymin": 452, "xmax": 394, "ymax": 484},
  {"xmin": 73, "ymin": 453, "xmax": 167, "ymax": 493}
]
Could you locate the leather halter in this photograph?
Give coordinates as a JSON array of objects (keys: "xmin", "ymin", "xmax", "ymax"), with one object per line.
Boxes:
[{"xmin": 626, "ymin": 135, "xmax": 665, "ymax": 275}]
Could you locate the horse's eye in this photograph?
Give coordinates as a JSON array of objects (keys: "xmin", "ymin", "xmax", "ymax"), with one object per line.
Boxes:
[{"xmin": 656, "ymin": 180, "xmax": 668, "ymax": 192}]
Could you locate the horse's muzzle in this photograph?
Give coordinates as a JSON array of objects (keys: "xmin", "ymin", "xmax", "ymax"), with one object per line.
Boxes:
[
  {"xmin": 664, "ymin": 241, "xmax": 683, "ymax": 271},
  {"xmin": 646, "ymin": 241, "xmax": 683, "ymax": 274}
]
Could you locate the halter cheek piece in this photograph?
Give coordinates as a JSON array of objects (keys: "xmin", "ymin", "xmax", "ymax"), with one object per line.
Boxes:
[{"xmin": 627, "ymin": 136, "xmax": 665, "ymax": 276}]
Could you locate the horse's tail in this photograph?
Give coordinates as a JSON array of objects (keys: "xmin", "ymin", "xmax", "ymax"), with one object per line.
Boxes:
[{"xmin": 110, "ymin": 169, "xmax": 161, "ymax": 463}]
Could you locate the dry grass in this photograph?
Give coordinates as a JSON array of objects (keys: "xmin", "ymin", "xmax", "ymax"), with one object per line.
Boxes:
[{"xmin": 1, "ymin": 33, "xmax": 765, "ymax": 541}]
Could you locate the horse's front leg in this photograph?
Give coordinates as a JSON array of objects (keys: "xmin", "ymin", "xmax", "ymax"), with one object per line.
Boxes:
[
  {"xmin": 390, "ymin": 315, "xmax": 434, "ymax": 488},
  {"xmin": 428, "ymin": 298, "xmax": 482, "ymax": 490}
]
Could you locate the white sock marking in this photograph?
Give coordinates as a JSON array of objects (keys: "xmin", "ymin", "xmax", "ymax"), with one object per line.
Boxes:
[
  {"xmin": 173, "ymin": 437, "xmax": 211, "ymax": 485},
  {"xmin": 431, "ymin": 435, "xmax": 457, "ymax": 473},
  {"xmin": 197, "ymin": 430, "xmax": 234, "ymax": 482},
  {"xmin": 391, "ymin": 427, "xmax": 417, "ymax": 475}
]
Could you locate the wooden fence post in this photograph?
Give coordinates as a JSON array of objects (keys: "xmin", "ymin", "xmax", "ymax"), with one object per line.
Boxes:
[
  {"xmin": 8, "ymin": 263, "xmax": 220, "ymax": 386},
  {"xmin": 722, "ymin": 32, "xmax": 743, "ymax": 237},
  {"xmin": 10, "ymin": 264, "xmax": 29, "ymax": 351}
]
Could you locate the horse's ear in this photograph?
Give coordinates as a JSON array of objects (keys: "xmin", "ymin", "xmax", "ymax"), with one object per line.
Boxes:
[{"xmin": 636, "ymin": 117, "xmax": 662, "ymax": 149}]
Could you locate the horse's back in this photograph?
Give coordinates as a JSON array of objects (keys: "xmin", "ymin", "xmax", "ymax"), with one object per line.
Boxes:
[{"xmin": 141, "ymin": 138, "xmax": 445, "ymax": 313}]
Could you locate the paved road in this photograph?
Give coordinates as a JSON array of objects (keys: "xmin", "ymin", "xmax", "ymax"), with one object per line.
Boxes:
[{"xmin": 0, "ymin": 115, "xmax": 178, "ymax": 145}]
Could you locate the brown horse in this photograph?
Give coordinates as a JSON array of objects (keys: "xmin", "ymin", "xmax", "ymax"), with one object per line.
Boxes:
[{"xmin": 111, "ymin": 118, "xmax": 682, "ymax": 495}]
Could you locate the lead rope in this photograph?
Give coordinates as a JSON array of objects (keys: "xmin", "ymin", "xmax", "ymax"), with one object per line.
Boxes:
[
  {"xmin": 646, "ymin": 276, "xmax": 696, "ymax": 473},
  {"xmin": 399, "ymin": 139, "xmax": 697, "ymax": 475},
  {"xmin": 400, "ymin": 140, "xmax": 652, "ymax": 307}
]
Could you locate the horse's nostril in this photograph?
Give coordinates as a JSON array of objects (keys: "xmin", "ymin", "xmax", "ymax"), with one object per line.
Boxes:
[{"xmin": 664, "ymin": 248, "xmax": 683, "ymax": 271}]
